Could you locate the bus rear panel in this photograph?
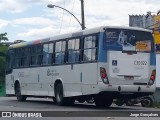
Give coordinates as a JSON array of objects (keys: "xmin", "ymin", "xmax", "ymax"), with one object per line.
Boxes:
[{"xmin": 98, "ymin": 28, "xmax": 155, "ymax": 99}]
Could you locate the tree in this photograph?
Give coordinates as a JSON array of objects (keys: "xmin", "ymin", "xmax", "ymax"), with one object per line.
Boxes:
[
  {"xmin": 0, "ymin": 32, "xmax": 8, "ymax": 43},
  {"xmin": 0, "ymin": 45, "xmax": 8, "ymax": 81}
]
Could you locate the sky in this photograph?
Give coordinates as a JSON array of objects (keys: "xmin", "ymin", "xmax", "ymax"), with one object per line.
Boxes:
[{"xmin": 0, "ymin": 0, "xmax": 160, "ymax": 42}]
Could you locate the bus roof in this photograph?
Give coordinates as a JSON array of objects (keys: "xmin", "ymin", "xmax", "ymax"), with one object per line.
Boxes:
[{"xmin": 9, "ymin": 26, "xmax": 152, "ymax": 49}]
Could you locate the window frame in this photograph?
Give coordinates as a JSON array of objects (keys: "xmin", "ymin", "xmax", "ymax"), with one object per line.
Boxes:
[
  {"xmin": 54, "ymin": 40, "xmax": 67, "ymax": 65},
  {"xmin": 67, "ymin": 38, "xmax": 81, "ymax": 63},
  {"xmin": 81, "ymin": 34, "xmax": 98, "ymax": 62}
]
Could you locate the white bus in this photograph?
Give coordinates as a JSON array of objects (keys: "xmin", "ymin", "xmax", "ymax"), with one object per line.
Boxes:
[{"xmin": 5, "ymin": 26, "xmax": 156, "ymax": 107}]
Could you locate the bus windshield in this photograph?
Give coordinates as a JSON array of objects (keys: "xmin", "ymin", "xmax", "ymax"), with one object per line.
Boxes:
[{"xmin": 104, "ymin": 28, "xmax": 154, "ymax": 52}]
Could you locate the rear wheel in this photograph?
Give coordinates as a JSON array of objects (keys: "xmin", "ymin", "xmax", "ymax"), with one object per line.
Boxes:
[
  {"xmin": 86, "ymin": 99, "xmax": 94, "ymax": 104},
  {"xmin": 55, "ymin": 83, "xmax": 74, "ymax": 106},
  {"xmin": 15, "ymin": 83, "xmax": 27, "ymax": 101},
  {"xmin": 94, "ymin": 94, "xmax": 113, "ymax": 107},
  {"xmin": 115, "ymin": 99, "xmax": 125, "ymax": 106},
  {"xmin": 126, "ymin": 99, "xmax": 138, "ymax": 106},
  {"xmin": 141, "ymin": 97, "xmax": 153, "ymax": 107}
]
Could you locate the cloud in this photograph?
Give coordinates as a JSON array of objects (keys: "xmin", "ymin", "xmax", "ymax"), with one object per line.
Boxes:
[
  {"xmin": 43, "ymin": 0, "xmax": 159, "ymax": 30},
  {"xmin": 83, "ymin": 0, "xmax": 159, "ymax": 27},
  {"xmin": 0, "ymin": 0, "xmax": 72, "ymax": 13},
  {"xmin": 2, "ymin": 0, "xmax": 160, "ymax": 42},
  {"xmin": 13, "ymin": 17, "xmax": 55, "ymax": 26},
  {"xmin": 0, "ymin": 19, "xmax": 9, "ymax": 29},
  {"xmin": 18, "ymin": 27, "xmax": 58, "ymax": 39},
  {"xmin": 0, "ymin": 0, "xmax": 28, "ymax": 13}
]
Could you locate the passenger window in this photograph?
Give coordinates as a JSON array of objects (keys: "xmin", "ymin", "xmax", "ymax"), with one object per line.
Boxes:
[
  {"xmin": 83, "ymin": 35, "xmax": 97, "ymax": 61},
  {"xmin": 37, "ymin": 55, "xmax": 43, "ymax": 65},
  {"xmin": 48, "ymin": 43, "xmax": 53, "ymax": 64},
  {"xmin": 55, "ymin": 41, "xmax": 66, "ymax": 64},
  {"xmin": 7, "ymin": 50, "xmax": 15, "ymax": 69},
  {"xmin": 83, "ymin": 49, "xmax": 92, "ymax": 61},
  {"xmin": 43, "ymin": 44, "xmax": 49, "ymax": 65},
  {"xmin": 15, "ymin": 58, "xmax": 21, "ymax": 67},
  {"xmin": 31, "ymin": 56, "xmax": 36, "ymax": 65},
  {"xmin": 49, "ymin": 43, "xmax": 53, "ymax": 53},
  {"xmin": 68, "ymin": 40, "xmax": 75, "ymax": 50},
  {"xmin": 61, "ymin": 41, "xmax": 66, "ymax": 52},
  {"xmin": 68, "ymin": 38, "xmax": 80, "ymax": 63},
  {"xmin": 36, "ymin": 45, "xmax": 43, "ymax": 65},
  {"xmin": 55, "ymin": 42, "xmax": 61, "ymax": 52}
]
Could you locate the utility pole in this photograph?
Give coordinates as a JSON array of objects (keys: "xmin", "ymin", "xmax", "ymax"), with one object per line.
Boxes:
[
  {"xmin": 48, "ymin": 0, "xmax": 86, "ymax": 30},
  {"xmin": 80, "ymin": 0, "xmax": 85, "ymax": 30}
]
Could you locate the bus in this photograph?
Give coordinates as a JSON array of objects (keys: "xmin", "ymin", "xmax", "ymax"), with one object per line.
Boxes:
[{"xmin": 5, "ymin": 26, "xmax": 156, "ymax": 107}]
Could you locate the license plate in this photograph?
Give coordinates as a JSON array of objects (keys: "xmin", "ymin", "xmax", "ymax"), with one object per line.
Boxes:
[{"xmin": 124, "ymin": 76, "xmax": 134, "ymax": 80}]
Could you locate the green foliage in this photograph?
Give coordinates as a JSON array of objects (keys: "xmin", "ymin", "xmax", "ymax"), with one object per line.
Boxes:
[
  {"xmin": 0, "ymin": 45, "xmax": 8, "ymax": 53},
  {"xmin": 0, "ymin": 32, "xmax": 8, "ymax": 43},
  {"xmin": 0, "ymin": 45, "xmax": 8, "ymax": 81}
]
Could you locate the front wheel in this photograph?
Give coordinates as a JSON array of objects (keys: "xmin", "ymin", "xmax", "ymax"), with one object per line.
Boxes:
[{"xmin": 15, "ymin": 83, "xmax": 27, "ymax": 101}]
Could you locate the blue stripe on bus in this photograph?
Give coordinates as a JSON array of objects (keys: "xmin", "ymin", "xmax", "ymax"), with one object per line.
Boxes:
[
  {"xmin": 104, "ymin": 46, "xmax": 122, "ymax": 51},
  {"xmin": 150, "ymin": 52, "xmax": 156, "ymax": 65},
  {"xmin": 98, "ymin": 32, "xmax": 107, "ymax": 62},
  {"xmin": 98, "ymin": 32, "xmax": 122, "ymax": 62}
]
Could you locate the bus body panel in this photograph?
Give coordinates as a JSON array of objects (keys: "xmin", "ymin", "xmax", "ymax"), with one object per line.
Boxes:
[
  {"xmin": 6, "ymin": 62, "xmax": 98, "ymax": 97},
  {"xmin": 108, "ymin": 51, "xmax": 150, "ymax": 85},
  {"xmin": 6, "ymin": 74, "xmax": 14, "ymax": 94}
]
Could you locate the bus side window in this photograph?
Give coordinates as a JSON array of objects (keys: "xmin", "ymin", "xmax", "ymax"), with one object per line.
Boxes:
[
  {"xmin": 7, "ymin": 49, "xmax": 15, "ymax": 70},
  {"xmin": 83, "ymin": 35, "xmax": 97, "ymax": 61},
  {"xmin": 49, "ymin": 43, "xmax": 54, "ymax": 64},
  {"xmin": 55, "ymin": 41, "xmax": 66, "ymax": 64},
  {"xmin": 42, "ymin": 44, "xmax": 49, "ymax": 65},
  {"xmin": 22, "ymin": 47, "xmax": 29, "ymax": 66},
  {"xmin": 14, "ymin": 48, "xmax": 21, "ymax": 67},
  {"xmin": 68, "ymin": 38, "xmax": 80, "ymax": 63},
  {"xmin": 20, "ymin": 48, "xmax": 27, "ymax": 67},
  {"xmin": 30, "ymin": 46, "xmax": 37, "ymax": 66},
  {"xmin": 30, "ymin": 56, "xmax": 36, "ymax": 65}
]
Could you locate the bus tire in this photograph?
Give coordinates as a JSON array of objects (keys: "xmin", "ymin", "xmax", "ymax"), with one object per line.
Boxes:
[
  {"xmin": 115, "ymin": 99, "xmax": 125, "ymax": 106},
  {"xmin": 55, "ymin": 83, "xmax": 75, "ymax": 106},
  {"xmin": 141, "ymin": 97, "xmax": 153, "ymax": 107},
  {"xmin": 15, "ymin": 83, "xmax": 27, "ymax": 101},
  {"xmin": 55, "ymin": 83, "xmax": 64, "ymax": 105},
  {"xmin": 94, "ymin": 94, "xmax": 113, "ymax": 107}
]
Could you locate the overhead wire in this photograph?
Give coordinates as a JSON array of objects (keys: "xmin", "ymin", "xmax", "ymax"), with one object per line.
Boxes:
[
  {"xmin": 68, "ymin": 0, "xmax": 76, "ymax": 32},
  {"xmin": 59, "ymin": 0, "xmax": 66, "ymax": 34}
]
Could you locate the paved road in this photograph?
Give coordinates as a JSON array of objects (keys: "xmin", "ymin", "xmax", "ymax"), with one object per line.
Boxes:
[{"xmin": 0, "ymin": 97, "xmax": 160, "ymax": 120}]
